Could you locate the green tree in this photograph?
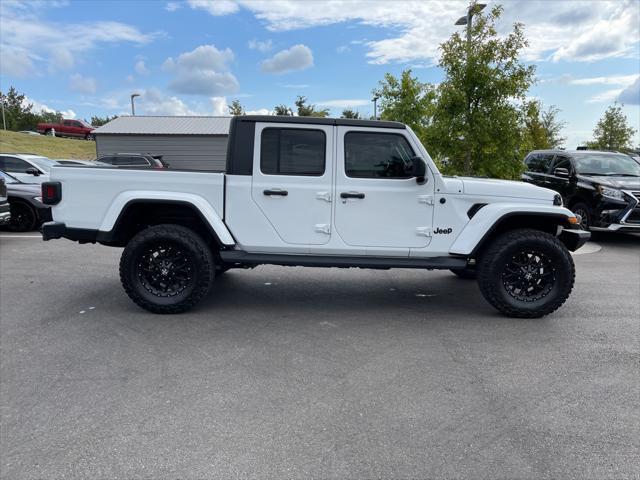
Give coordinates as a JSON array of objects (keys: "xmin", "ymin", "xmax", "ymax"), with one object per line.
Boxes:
[
  {"xmin": 295, "ymin": 96, "xmax": 329, "ymax": 117},
  {"xmin": 273, "ymin": 104, "xmax": 293, "ymax": 116},
  {"xmin": 90, "ymin": 115, "xmax": 117, "ymax": 127},
  {"xmin": 541, "ymin": 104, "xmax": 566, "ymax": 149},
  {"xmin": 228, "ymin": 99, "xmax": 245, "ymax": 116},
  {"xmin": 341, "ymin": 109, "xmax": 361, "ymax": 119},
  {"xmin": 587, "ymin": 103, "xmax": 637, "ymax": 150},
  {"xmin": 430, "ymin": 3, "xmax": 536, "ymax": 178},
  {"xmin": 373, "ymin": 69, "xmax": 435, "ymax": 140},
  {"xmin": 0, "ymin": 86, "xmax": 39, "ymax": 130}
]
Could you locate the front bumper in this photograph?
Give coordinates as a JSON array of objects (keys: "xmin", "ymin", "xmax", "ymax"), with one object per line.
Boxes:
[
  {"xmin": 593, "ymin": 190, "xmax": 640, "ymax": 231},
  {"xmin": 0, "ymin": 202, "xmax": 10, "ymax": 225},
  {"xmin": 559, "ymin": 228, "xmax": 591, "ymax": 251}
]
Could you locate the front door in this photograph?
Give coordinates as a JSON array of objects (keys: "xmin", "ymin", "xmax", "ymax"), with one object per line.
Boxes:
[
  {"xmin": 251, "ymin": 123, "xmax": 333, "ymax": 245},
  {"xmin": 334, "ymin": 127, "xmax": 434, "ymax": 249}
]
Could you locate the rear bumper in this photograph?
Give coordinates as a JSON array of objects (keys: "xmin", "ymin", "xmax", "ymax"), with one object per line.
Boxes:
[
  {"xmin": 41, "ymin": 221, "xmax": 98, "ymax": 243},
  {"xmin": 559, "ymin": 228, "xmax": 591, "ymax": 251}
]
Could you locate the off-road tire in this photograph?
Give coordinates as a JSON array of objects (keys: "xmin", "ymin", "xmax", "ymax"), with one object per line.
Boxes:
[
  {"xmin": 119, "ymin": 224, "xmax": 215, "ymax": 314},
  {"xmin": 571, "ymin": 202, "xmax": 591, "ymax": 230},
  {"xmin": 477, "ymin": 228, "xmax": 575, "ymax": 318},
  {"xmin": 450, "ymin": 267, "xmax": 476, "ymax": 279}
]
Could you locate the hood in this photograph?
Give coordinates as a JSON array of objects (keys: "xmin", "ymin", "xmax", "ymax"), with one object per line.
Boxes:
[
  {"xmin": 457, "ymin": 177, "xmax": 556, "ymax": 202},
  {"xmin": 7, "ymin": 183, "xmax": 41, "ymax": 196},
  {"xmin": 577, "ymin": 174, "xmax": 640, "ymax": 191}
]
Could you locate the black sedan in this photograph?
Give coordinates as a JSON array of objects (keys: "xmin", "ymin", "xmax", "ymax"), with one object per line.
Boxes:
[{"xmin": 0, "ymin": 171, "xmax": 52, "ymax": 232}]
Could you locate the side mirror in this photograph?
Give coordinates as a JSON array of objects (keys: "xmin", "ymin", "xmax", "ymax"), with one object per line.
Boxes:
[
  {"xmin": 554, "ymin": 167, "xmax": 570, "ymax": 178},
  {"xmin": 25, "ymin": 167, "xmax": 41, "ymax": 176},
  {"xmin": 408, "ymin": 156, "xmax": 427, "ymax": 183}
]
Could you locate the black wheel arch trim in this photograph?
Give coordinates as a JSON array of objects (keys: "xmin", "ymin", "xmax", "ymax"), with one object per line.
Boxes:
[{"xmin": 468, "ymin": 211, "xmax": 587, "ymax": 256}]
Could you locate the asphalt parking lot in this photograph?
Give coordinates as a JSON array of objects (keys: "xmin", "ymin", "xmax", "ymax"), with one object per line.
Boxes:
[{"xmin": 1, "ymin": 231, "xmax": 638, "ymax": 479}]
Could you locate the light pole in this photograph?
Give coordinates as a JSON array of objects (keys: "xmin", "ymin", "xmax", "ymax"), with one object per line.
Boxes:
[
  {"xmin": 130, "ymin": 93, "xmax": 140, "ymax": 116},
  {"xmin": 455, "ymin": 3, "xmax": 486, "ymax": 175},
  {"xmin": 372, "ymin": 94, "xmax": 380, "ymax": 120},
  {"xmin": 1, "ymin": 98, "xmax": 6, "ymax": 130}
]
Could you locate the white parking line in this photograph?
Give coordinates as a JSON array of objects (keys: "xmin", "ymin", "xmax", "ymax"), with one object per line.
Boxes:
[{"xmin": 0, "ymin": 235, "xmax": 42, "ymax": 238}]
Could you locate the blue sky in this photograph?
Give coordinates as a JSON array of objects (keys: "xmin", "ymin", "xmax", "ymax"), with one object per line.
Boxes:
[{"xmin": 1, "ymin": 0, "xmax": 639, "ymax": 148}]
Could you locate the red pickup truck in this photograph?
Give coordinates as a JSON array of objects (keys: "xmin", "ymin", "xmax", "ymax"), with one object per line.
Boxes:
[{"xmin": 37, "ymin": 119, "xmax": 95, "ymax": 140}]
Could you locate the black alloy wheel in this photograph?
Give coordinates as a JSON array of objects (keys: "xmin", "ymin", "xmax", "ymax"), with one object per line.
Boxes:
[
  {"xmin": 136, "ymin": 242, "xmax": 194, "ymax": 298},
  {"xmin": 120, "ymin": 224, "xmax": 215, "ymax": 314},
  {"xmin": 501, "ymin": 249, "xmax": 555, "ymax": 302},
  {"xmin": 8, "ymin": 202, "xmax": 37, "ymax": 232},
  {"xmin": 477, "ymin": 228, "xmax": 575, "ymax": 318},
  {"xmin": 571, "ymin": 203, "xmax": 591, "ymax": 230}
]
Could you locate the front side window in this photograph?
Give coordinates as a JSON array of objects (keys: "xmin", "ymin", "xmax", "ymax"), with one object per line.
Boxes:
[
  {"xmin": 344, "ymin": 132, "xmax": 415, "ymax": 179},
  {"xmin": 552, "ymin": 156, "xmax": 572, "ymax": 173},
  {"xmin": 261, "ymin": 128, "xmax": 326, "ymax": 176},
  {"xmin": 0, "ymin": 156, "xmax": 31, "ymax": 173},
  {"xmin": 525, "ymin": 153, "xmax": 555, "ymax": 173}
]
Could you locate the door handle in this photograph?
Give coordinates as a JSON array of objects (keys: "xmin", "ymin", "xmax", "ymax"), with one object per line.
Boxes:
[
  {"xmin": 263, "ymin": 189, "xmax": 288, "ymax": 196},
  {"xmin": 340, "ymin": 192, "xmax": 365, "ymax": 199}
]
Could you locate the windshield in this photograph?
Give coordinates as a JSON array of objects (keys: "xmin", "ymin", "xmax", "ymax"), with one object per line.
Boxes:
[
  {"xmin": 0, "ymin": 171, "xmax": 20, "ymax": 184},
  {"xmin": 27, "ymin": 157, "xmax": 59, "ymax": 172},
  {"xmin": 79, "ymin": 119, "xmax": 93, "ymax": 128},
  {"xmin": 574, "ymin": 153, "xmax": 640, "ymax": 176}
]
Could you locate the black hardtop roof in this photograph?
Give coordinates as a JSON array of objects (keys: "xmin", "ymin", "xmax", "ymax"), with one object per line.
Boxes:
[{"xmin": 235, "ymin": 115, "xmax": 406, "ymax": 129}]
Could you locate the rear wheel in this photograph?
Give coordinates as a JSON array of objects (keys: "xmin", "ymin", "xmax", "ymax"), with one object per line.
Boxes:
[
  {"xmin": 7, "ymin": 201, "xmax": 37, "ymax": 232},
  {"xmin": 571, "ymin": 202, "xmax": 591, "ymax": 230},
  {"xmin": 477, "ymin": 229, "xmax": 575, "ymax": 318},
  {"xmin": 119, "ymin": 224, "xmax": 215, "ymax": 314}
]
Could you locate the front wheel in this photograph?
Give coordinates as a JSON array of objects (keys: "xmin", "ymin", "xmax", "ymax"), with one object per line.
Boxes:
[
  {"xmin": 571, "ymin": 202, "xmax": 591, "ymax": 230},
  {"xmin": 119, "ymin": 224, "xmax": 215, "ymax": 314},
  {"xmin": 477, "ymin": 229, "xmax": 575, "ymax": 318}
]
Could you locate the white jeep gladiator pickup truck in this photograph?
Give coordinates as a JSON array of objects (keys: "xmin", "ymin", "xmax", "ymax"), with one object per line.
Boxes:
[{"xmin": 41, "ymin": 116, "xmax": 589, "ymax": 317}]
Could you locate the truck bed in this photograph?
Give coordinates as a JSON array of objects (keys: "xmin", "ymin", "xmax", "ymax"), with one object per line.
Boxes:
[{"xmin": 49, "ymin": 166, "xmax": 225, "ymax": 232}]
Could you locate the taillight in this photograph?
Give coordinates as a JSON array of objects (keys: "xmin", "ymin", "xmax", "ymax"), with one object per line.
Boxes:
[{"xmin": 42, "ymin": 182, "xmax": 62, "ymax": 205}]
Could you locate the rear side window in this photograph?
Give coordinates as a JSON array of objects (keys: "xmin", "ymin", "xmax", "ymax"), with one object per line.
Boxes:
[
  {"xmin": 525, "ymin": 153, "xmax": 555, "ymax": 173},
  {"xmin": 261, "ymin": 128, "xmax": 326, "ymax": 176},
  {"xmin": 102, "ymin": 156, "xmax": 149, "ymax": 166},
  {"xmin": 344, "ymin": 131, "xmax": 415, "ymax": 179}
]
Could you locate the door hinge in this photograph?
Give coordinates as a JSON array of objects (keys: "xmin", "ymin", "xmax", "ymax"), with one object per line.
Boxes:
[
  {"xmin": 315, "ymin": 224, "xmax": 331, "ymax": 234},
  {"xmin": 316, "ymin": 191, "xmax": 332, "ymax": 202},
  {"xmin": 418, "ymin": 195, "xmax": 434, "ymax": 206},
  {"xmin": 416, "ymin": 227, "xmax": 432, "ymax": 237}
]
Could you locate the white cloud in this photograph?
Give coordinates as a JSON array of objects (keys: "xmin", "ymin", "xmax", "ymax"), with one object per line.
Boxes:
[
  {"xmin": 618, "ymin": 77, "xmax": 640, "ymax": 105},
  {"xmin": 186, "ymin": 0, "xmax": 238, "ymax": 16},
  {"xmin": 138, "ymin": 88, "xmax": 201, "ymax": 116},
  {"xmin": 280, "ymin": 83, "xmax": 310, "ymax": 89},
  {"xmin": 316, "ymin": 99, "xmax": 370, "ymax": 108},
  {"xmin": 165, "ymin": 2, "xmax": 181, "ymax": 11},
  {"xmin": 336, "ymin": 45, "xmax": 350, "ymax": 54},
  {"xmin": 179, "ymin": 0, "xmax": 640, "ymax": 65},
  {"xmin": 163, "ymin": 44, "xmax": 239, "ymax": 95},
  {"xmin": 570, "ymin": 74, "xmax": 638, "ymax": 86},
  {"xmin": 0, "ymin": 2, "xmax": 157, "ymax": 76},
  {"xmin": 586, "ymin": 88, "xmax": 625, "ymax": 104},
  {"xmin": 210, "ymin": 96, "xmax": 229, "ymax": 116},
  {"xmin": 248, "ymin": 39, "xmax": 272, "ymax": 52},
  {"xmin": 134, "ymin": 60, "xmax": 150, "ymax": 75},
  {"xmin": 261, "ymin": 44, "xmax": 313, "ymax": 74},
  {"xmin": 69, "ymin": 73, "xmax": 97, "ymax": 94},
  {"xmin": 23, "ymin": 96, "xmax": 75, "ymax": 119},
  {"xmin": 246, "ymin": 108, "xmax": 272, "ymax": 115}
]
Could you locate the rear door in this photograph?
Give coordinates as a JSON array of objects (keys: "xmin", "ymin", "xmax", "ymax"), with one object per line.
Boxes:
[
  {"xmin": 251, "ymin": 123, "xmax": 333, "ymax": 245},
  {"xmin": 334, "ymin": 127, "xmax": 434, "ymax": 249}
]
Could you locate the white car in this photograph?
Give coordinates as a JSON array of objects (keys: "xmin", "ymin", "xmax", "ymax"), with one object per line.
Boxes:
[
  {"xmin": 0, "ymin": 154, "xmax": 59, "ymax": 184},
  {"xmin": 42, "ymin": 116, "xmax": 589, "ymax": 318}
]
